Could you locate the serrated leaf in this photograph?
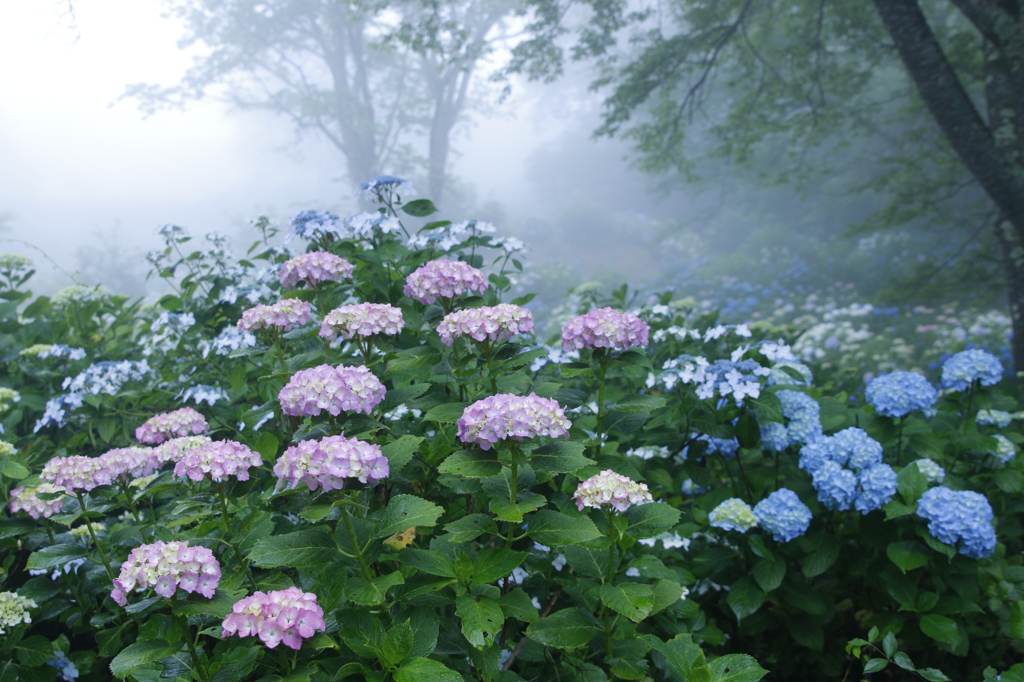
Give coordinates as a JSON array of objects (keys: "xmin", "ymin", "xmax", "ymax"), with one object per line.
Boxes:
[
  {"xmin": 380, "ymin": 621, "xmax": 414, "ymax": 667},
  {"xmin": 564, "ymin": 545, "xmax": 609, "ymax": 579},
  {"xmin": 882, "ymin": 631, "xmax": 897, "ymax": 658},
  {"xmin": 526, "ymin": 510, "xmax": 601, "ymax": 547},
  {"xmin": 455, "ymin": 593, "xmax": 505, "ymax": 649},
  {"xmin": 499, "ymin": 589, "xmax": 539, "ymax": 623},
  {"xmin": 893, "ymin": 651, "xmax": 915, "ymax": 671},
  {"xmin": 442, "ymin": 514, "xmax": 497, "ymax": 543},
  {"xmin": 14, "ymin": 635, "xmax": 52, "ymax": 667},
  {"xmin": 600, "ymin": 582, "xmax": 655, "ymax": 622},
  {"xmin": 708, "ymin": 654, "xmax": 769, "ymax": 681},
  {"xmin": 383, "ymin": 436, "xmax": 424, "ymax": 474},
  {"xmin": 623, "ymin": 502, "xmax": 680, "ymax": 539},
  {"xmin": 887, "ymin": 541, "xmax": 930, "ymax": 573},
  {"xmin": 529, "ymin": 441, "xmax": 595, "ymax": 473},
  {"xmin": 800, "ymin": 534, "xmax": 839, "ymax": 578},
  {"xmin": 397, "ymin": 548, "xmax": 456, "ymax": 577},
  {"xmin": 110, "ymin": 640, "xmax": 180, "ymax": 678},
  {"xmin": 1, "ymin": 459, "xmax": 29, "ymax": 479},
  {"xmin": 752, "ymin": 554, "xmax": 786, "ymax": 593},
  {"xmin": 438, "ymin": 450, "xmax": 502, "ymax": 478},
  {"xmin": 344, "ymin": 572, "xmax": 404, "ymax": 606},
  {"xmin": 863, "ymin": 658, "xmax": 888, "ymax": 673},
  {"xmin": 375, "ymin": 495, "xmax": 443, "ymax": 538},
  {"xmin": 606, "ymin": 395, "xmax": 666, "ymax": 413},
  {"xmin": 248, "ymin": 529, "xmax": 336, "ymax": 568},
  {"xmin": 490, "ymin": 493, "xmax": 546, "ymax": 523},
  {"xmin": 525, "ymin": 608, "xmax": 597, "ymax": 649},
  {"xmin": 919, "ymin": 614, "xmax": 961, "ymax": 646},
  {"xmin": 727, "ymin": 578, "xmax": 765, "ymax": 622},
  {"xmin": 472, "ymin": 548, "xmax": 529, "ymax": 584},
  {"xmin": 650, "ymin": 579, "xmax": 684, "ymax": 616},
  {"xmin": 26, "ymin": 543, "xmax": 87, "ymax": 570},
  {"xmin": 897, "ymin": 464, "xmax": 929, "ymax": 504},
  {"xmin": 423, "ymin": 402, "xmax": 469, "ymax": 423},
  {"xmin": 401, "ymin": 199, "xmax": 438, "ymax": 217},
  {"xmin": 394, "ymin": 658, "xmax": 462, "ymax": 682}
]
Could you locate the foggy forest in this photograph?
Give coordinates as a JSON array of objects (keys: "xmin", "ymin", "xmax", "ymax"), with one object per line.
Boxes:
[{"xmin": 1, "ymin": 1, "xmax": 1023, "ymax": 680}]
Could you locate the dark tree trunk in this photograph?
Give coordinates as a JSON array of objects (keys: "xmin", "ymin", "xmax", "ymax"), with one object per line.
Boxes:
[{"xmin": 873, "ymin": 0, "xmax": 1024, "ymax": 377}]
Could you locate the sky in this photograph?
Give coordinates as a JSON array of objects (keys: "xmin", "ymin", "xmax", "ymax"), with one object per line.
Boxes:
[{"xmin": 0, "ymin": 0, "xmax": 564, "ymax": 294}]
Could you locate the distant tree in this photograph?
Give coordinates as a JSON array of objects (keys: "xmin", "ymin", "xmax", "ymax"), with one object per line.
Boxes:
[
  {"xmin": 125, "ymin": 0, "xmax": 511, "ymax": 203},
  {"xmin": 503, "ymin": 0, "xmax": 1024, "ymax": 374}
]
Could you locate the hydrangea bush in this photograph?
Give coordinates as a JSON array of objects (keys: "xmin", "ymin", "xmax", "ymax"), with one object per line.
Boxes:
[{"xmin": 0, "ymin": 187, "xmax": 1021, "ymax": 682}]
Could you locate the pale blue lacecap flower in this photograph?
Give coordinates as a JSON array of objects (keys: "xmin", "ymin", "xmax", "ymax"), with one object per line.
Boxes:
[
  {"xmin": 991, "ymin": 434, "xmax": 1016, "ymax": 463},
  {"xmin": 976, "ymin": 409, "xmax": 1013, "ymax": 428},
  {"xmin": 865, "ymin": 371, "xmax": 937, "ymax": 418},
  {"xmin": 179, "ymin": 384, "xmax": 230, "ymax": 407},
  {"xmin": 913, "ymin": 458, "xmax": 945, "ymax": 484},
  {"xmin": 287, "ymin": 210, "xmax": 343, "ymax": 243},
  {"xmin": 709, "ymin": 498, "xmax": 758, "ymax": 532},
  {"xmin": 753, "ymin": 489, "xmax": 812, "ymax": 542}
]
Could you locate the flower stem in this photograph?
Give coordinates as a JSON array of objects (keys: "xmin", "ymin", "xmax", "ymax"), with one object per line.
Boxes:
[{"xmin": 74, "ymin": 491, "xmax": 115, "ymax": 580}]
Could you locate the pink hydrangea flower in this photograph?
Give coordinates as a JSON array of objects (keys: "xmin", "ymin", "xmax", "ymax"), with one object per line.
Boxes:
[
  {"xmin": 9, "ymin": 483, "xmax": 66, "ymax": 519},
  {"xmin": 573, "ymin": 470, "xmax": 654, "ymax": 512},
  {"xmin": 561, "ymin": 307, "xmax": 650, "ymax": 352},
  {"xmin": 98, "ymin": 446, "xmax": 160, "ymax": 480},
  {"xmin": 279, "ymin": 251, "xmax": 354, "ymax": 288},
  {"xmin": 404, "ymin": 259, "xmax": 489, "ymax": 304},
  {"xmin": 278, "ymin": 365, "xmax": 386, "ymax": 417},
  {"xmin": 41, "ymin": 456, "xmax": 114, "ymax": 492},
  {"xmin": 237, "ymin": 299, "xmax": 312, "ymax": 333},
  {"xmin": 153, "ymin": 435, "xmax": 214, "ymax": 466},
  {"xmin": 222, "ymin": 587, "xmax": 326, "ymax": 650},
  {"xmin": 274, "ymin": 434, "xmax": 389, "ymax": 491},
  {"xmin": 135, "ymin": 407, "xmax": 209, "ymax": 444},
  {"xmin": 110, "ymin": 540, "xmax": 221, "ymax": 607},
  {"xmin": 173, "ymin": 440, "xmax": 262, "ymax": 482},
  {"xmin": 437, "ymin": 304, "xmax": 534, "ymax": 346},
  {"xmin": 458, "ymin": 393, "xmax": 571, "ymax": 450},
  {"xmin": 319, "ymin": 303, "xmax": 404, "ymax": 341}
]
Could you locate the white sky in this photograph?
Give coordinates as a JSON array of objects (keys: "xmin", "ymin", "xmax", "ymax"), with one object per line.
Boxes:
[{"xmin": 0, "ymin": 0, "xmax": 560, "ymax": 291}]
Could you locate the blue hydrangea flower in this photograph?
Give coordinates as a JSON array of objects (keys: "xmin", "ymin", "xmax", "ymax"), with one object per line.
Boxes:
[
  {"xmin": 760, "ymin": 422, "xmax": 790, "ymax": 452},
  {"xmin": 288, "ymin": 210, "xmax": 342, "ymax": 242},
  {"xmin": 865, "ymin": 371, "xmax": 938, "ymax": 418},
  {"xmin": 684, "ymin": 433, "xmax": 740, "ymax": 460},
  {"xmin": 831, "ymin": 427, "xmax": 883, "ymax": 471},
  {"xmin": 976, "ymin": 409, "xmax": 1013, "ymax": 428},
  {"xmin": 916, "ymin": 487, "xmax": 997, "ymax": 558},
  {"xmin": 753, "ymin": 489, "xmax": 812, "ymax": 542},
  {"xmin": 709, "ymin": 498, "xmax": 758, "ymax": 532},
  {"xmin": 46, "ymin": 651, "xmax": 79, "ymax": 681},
  {"xmin": 854, "ymin": 463, "xmax": 897, "ymax": 513},
  {"xmin": 357, "ymin": 175, "xmax": 416, "ymax": 201},
  {"xmin": 941, "ymin": 349, "xmax": 1003, "ymax": 392},
  {"xmin": 991, "ymin": 434, "xmax": 1016, "ymax": 463},
  {"xmin": 798, "ymin": 439, "xmax": 833, "ymax": 474},
  {"xmin": 812, "ymin": 461, "xmax": 858, "ymax": 511},
  {"xmin": 913, "ymin": 458, "xmax": 945, "ymax": 484},
  {"xmin": 681, "ymin": 478, "xmax": 707, "ymax": 496},
  {"xmin": 760, "ymin": 390, "xmax": 823, "ymax": 452}
]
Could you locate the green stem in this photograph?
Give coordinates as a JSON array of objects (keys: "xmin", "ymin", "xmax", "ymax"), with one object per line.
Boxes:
[
  {"xmin": 216, "ymin": 484, "xmax": 259, "ymax": 591},
  {"xmin": 896, "ymin": 416, "xmax": 905, "ymax": 465},
  {"xmin": 272, "ymin": 329, "xmax": 288, "ymax": 375},
  {"xmin": 340, "ymin": 503, "xmax": 376, "ymax": 584},
  {"xmin": 483, "ymin": 339, "xmax": 498, "ymax": 394},
  {"xmin": 43, "ymin": 519, "xmax": 55, "ymax": 544},
  {"xmin": 75, "ymin": 491, "xmax": 115, "ymax": 580},
  {"xmin": 179, "ymin": 615, "xmax": 208, "ymax": 681},
  {"xmin": 595, "ymin": 351, "xmax": 609, "ymax": 458}
]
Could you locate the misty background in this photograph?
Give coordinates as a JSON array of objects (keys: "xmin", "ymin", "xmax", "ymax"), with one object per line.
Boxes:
[{"xmin": 0, "ymin": 0, "xmax": 1003, "ymax": 334}]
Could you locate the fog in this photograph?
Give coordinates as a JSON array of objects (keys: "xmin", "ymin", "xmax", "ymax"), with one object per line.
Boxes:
[{"xmin": 0, "ymin": 0, "xmax": 1002, "ymax": 330}]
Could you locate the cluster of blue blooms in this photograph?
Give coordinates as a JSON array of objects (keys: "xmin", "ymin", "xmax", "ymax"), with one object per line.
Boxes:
[
  {"xmin": 287, "ymin": 210, "xmax": 343, "ymax": 242},
  {"xmin": 753, "ymin": 489, "xmax": 812, "ymax": 542},
  {"xmin": 760, "ymin": 390, "xmax": 823, "ymax": 452},
  {"xmin": 916, "ymin": 487, "xmax": 997, "ymax": 558},
  {"xmin": 799, "ymin": 428, "xmax": 897, "ymax": 513},
  {"xmin": 941, "ymin": 348, "xmax": 1003, "ymax": 392},
  {"xmin": 865, "ymin": 371, "xmax": 938, "ymax": 418}
]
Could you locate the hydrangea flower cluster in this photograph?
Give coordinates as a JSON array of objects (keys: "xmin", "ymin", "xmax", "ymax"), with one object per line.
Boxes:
[
  {"xmin": 403, "ymin": 259, "xmax": 489, "ymax": 304},
  {"xmin": 914, "ymin": 458, "xmax": 946, "ymax": 484},
  {"xmin": 287, "ymin": 210, "xmax": 342, "ymax": 242},
  {"xmin": 916, "ymin": 487, "xmax": 997, "ymax": 558},
  {"xmin": 173, "ymin": 440, "xmax": 262, "ymax": 482},
  {"xmin": 8, "ymin": 483, "xmax": 66, "ymax": 519},
  {"xmin": 135, "ymin": 407, "xmax": 209, "ymax": 444},
  {"xmin": 653, "ymin": 356, "xmax": 770, "ymax": 406},
  {"xmin": 753, "ymin": 489, "xmax": 812, "ymax": 542},
  {"xmin": 625, "ymin": 445, "xmax": 671, "ymax": 460},
  {"xmin": 0, "ymin": 387, "xmax": 20, "ymax": 411},
  {"xmin": 759, "ymin": 390, "xmax": 823, "ymax": 452},
  {"xmin": 319, "ymin": 303, "xmax": 404, "ymax": 341},
  {"xmin": 64, "ymin": 360, "xmax": 152, "ymax": 396},
  {"xmin": 46, "ymin": 651, "xmax": 79, "ymax": 682},
  {"xmin": 976, "ymin": 409, "xmax": 1014, "ymax": 427},
  {"xmin": 200, "ymin": 326, "xmax": 257, "ymax": 358},
  {"xmin": 0, "ymin": 591, "xmax": 36, "ymax": 634},
  {"xmin": 98, "ymin": 446, "xmax": 160, "ymax": 480},
  {"xmin": 865, "ymin": 371, "xmax": 938, "ymax": 418},
  {"xmin": 279, "ymin": 365, "xmax": 386, "ymax": 417},
  {"xmin": 238, "ymin": 299, "xmax": 312, "ymax": 333},
  {"xmin": 154, "ymin": 435, "xmax": 213, "ymax": 466},
  {"xmin": 222, "ymin": 587, "xmax": 326, "ymax": 650},
  {"xmin": 358, "ymin": 174, "xmax": 415, "ymax": 199},
  {"xmin": 709, "ymin": 498, "xmax": 758, "ymax": 532},
  {"xmin": 457, "ymin": 393, "xmax": 571, "ymax": 450},
  {"xmin": 767, "ymin": 360, "xmax": 814, "ymax": 387},
  {"xmin": 274, "ymin": 435, "xmax": 389, "ymax": 491},
  {"xmin": 279, "ymin": 251, "xmax": 354, "ymax": 287},
  {"xmin": 991, "ymin": 434, "xmax": 1016, "ymax": 463},
  {"xmin": 20, "ymin": 344, "xmax": 87, "ymax": 361},
  {"xmin": 41, "ymin": 456, "xmax": 115, "ymax": 492},
  {"xmin": 348, "ymin": 212, "xmax": 403, "ymax": 239},
  {"xmin": 179, "ymin": 384, "xmax": 231, "ymax": 407},
  {"xmin": 50, "ymin": 284, "xmax": 112, "ymax": 308},
  {"xmin": 941, "ymin": 349, "xmax": 1003, "ymax": 391},
  {"xmin": 437, "ymin": 304, "xmax": 534, "ymax": 345},
  {"xmin": 799, "ymin": 428, "xmax": 897, "ymax": 513},
  {"xmin": 560, "ymin": 307, "xmax": 650, "ymax": 351},
  {"xmin": 406, "ymin": 219, "xmax": 496, "ymax": 251},
  {"xmin": 70, "ymin": 522, "xmax": 106, "ymax": 541},
  {"xmin": 110, "ymin": 540, "xmax": 221, "ymax": 606},
  {"xmin": 573, "ymin": 470, "xmax": 654, "ymax": 512}
]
